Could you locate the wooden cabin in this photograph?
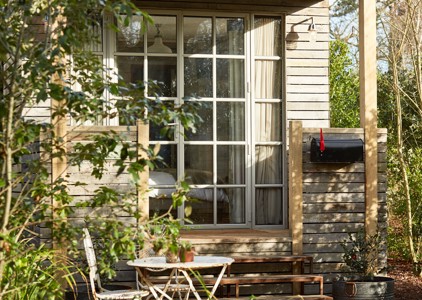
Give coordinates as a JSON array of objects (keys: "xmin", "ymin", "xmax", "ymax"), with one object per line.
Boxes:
[{"xmin": 27, "ymin": 0, "xmax": 384, "ymax": 297}]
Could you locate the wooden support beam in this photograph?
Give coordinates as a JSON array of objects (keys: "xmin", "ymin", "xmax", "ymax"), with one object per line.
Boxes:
[
  {"xmin": 50, "ymin": 10, "xmax": 68, "ymax": 289},
  {"xmin": 289, "ymin": 121, "xmax": 303, "ymax": 294},
  {"xmin": 137, "ymin": 120, "xmax": 149, "ymax": 223},
  {"xmin": 359, "ymin": 0, "xmax": 378, "ymax": 236}
]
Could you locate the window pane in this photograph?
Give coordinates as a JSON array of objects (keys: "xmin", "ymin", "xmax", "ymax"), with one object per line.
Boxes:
[
  {"xmin": 185, "ymin": 101, "xmax": 213, "ymax": 141},
  {"xmin": 255, "ymin": 103, "xmax": 282, "ymax": 141},
  {"xmin": 116, "ymin": 56, "xmax": 144, "ymax": 83},
  {"xmin": 216, "ymin": 18, "xmax": 244, "ymax": 55},
  {"xmin": 184, "ymin": 17, "xmax": 212, "ymax": 54},
  {"xmin": 86, "ymin": 22, "xmax": 102, "ymax": 52},
  {"xmin": 255, "ymin": 188, "xmax": 282, "ymax": 225},
  {"xmin": 150, "ymin": 191, "xmax": 177, "ymax": 218},
  {"xmin": 184, "ymin": 58, "xmax": 213, "ymax": 97},
  {"xmin": 217, "ymin": 102, "xmax": 245, "ymax": 141},
  {"xmin": 219, "ymin": 188, "xmax": 245, "ymax": 224},
  {"xmin": 185, "ymin": 146, "xmax": 213, "ymax": 184},
  {"xmin": 148, "ymin": 57, "xmax": 177, "ymax": 97},
  {"xmin": 117, "ymin": 15, "xmax": 144, "ymax": 52},
  {"xmin": 217, "ymin": 59, "xmax": 244, "ymax": 98},
  {"xmin": 217, "ymin": 145, "xmax": 245, "ymax": 184},
  {"xmin": 255, "ymin": 145, "xmax": 282, "ymax": 184},
  {"xmin": 254, "ymin": 60, "xmax": 282, "ymax": 99},
  {"xmin": 148, "ymin": 16, "xmax": 176, "ymax": 53},
  {"xmin": 254, "ymin": 17, "xmax": 282, "ymax": 56},
  {"xmin": 153, "ymin": 145, "xmax": 177, "ymax": 170},
  {"xmin": 188, "ymin": 189, "xmax": 214, "ymax": 224}
]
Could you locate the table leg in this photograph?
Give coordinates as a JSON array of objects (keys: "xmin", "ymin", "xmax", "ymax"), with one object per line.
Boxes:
[
  {"xmin": 179, "ymin": 264, "xmax": 228, "ymax": 300},
  {"xmin": 179, "ymin": 270, "xmax": 201, "ymax": 300},
  {"xmin": 210, "ymin": 264, "xmax": 228, "ymax": 298},
  {"xmin": 135, "ymin": 267, "xmax": 174, "ymax": 300}
]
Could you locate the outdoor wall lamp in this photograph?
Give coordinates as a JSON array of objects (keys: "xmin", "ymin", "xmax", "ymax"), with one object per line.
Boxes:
[{"xmin": 308, "ymin": 17, "xmax": 317, "ymax": 43}]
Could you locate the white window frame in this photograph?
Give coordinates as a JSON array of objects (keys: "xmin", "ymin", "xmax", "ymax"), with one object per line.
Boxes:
[{"xmin": 102, "ymin": 10, "xmax": 287, "ymax": 229}]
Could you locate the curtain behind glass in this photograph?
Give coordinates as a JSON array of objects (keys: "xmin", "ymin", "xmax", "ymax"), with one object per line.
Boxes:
[{"xmin": 254, "ymin": 17, "xmax": 283, "ymax": 225}]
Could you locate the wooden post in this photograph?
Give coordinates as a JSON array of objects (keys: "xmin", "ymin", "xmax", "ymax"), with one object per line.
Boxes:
[
  {"xmin": 289, "ymin": 121, "xmax": 303, "ymax": 294},
  {"xmin": 137, "ymin": 120, "xmax": 149, "ymax": 224},
  {"xmin": 359, "ymin": 0, "xmax": 378, "ymax": 236},
  {"xmin": 50, "ymin": 10, "xmax": 68, "ymax": 289}
]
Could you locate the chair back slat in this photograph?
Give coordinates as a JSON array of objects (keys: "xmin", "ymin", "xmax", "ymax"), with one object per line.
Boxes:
[{"xmin": 83, "ymin": 228, "xmax": 102, "ymax": 296}]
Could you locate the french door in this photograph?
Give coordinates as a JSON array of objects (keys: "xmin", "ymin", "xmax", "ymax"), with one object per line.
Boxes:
[{"xmin": 111, "ymin": 12, "xmax": 285, "ymax": 228}]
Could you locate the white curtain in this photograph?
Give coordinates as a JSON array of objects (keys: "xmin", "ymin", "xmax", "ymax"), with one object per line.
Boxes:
[
  {"xmin": 254, "ymin": 17, "xmax": 282, "ymax": 225},
  {"xmin": 228, "ymin": 20, "xmax": 245, "ymax": 223}
]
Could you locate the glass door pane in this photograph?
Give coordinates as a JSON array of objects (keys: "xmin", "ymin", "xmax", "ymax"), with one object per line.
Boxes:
[
  {"xmin": 183, "ymin": 15, "xmax": 247, "ymax": 226},
  {"xmin": 253, "ymin": 16, "xmax": 284, "ymax": 227}
]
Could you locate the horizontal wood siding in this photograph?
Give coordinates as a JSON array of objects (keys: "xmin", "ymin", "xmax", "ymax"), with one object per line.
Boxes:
[
  {"xmin": 285, "ymin": 2, "xmax": 330, "ymax": 128},
  {"xmin": 300, "ymin": 128, "xmax": 388, "ymax": 294}
]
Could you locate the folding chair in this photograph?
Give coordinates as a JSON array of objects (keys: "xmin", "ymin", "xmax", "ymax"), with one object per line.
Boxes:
[{"xmin": 83, "ymin": 228, "xmax": 150, "ymax": 300}]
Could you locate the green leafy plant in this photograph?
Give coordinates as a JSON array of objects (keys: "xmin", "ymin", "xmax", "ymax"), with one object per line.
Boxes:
[
  {"xmin": 178, "ymin": 240, "xmax": 197, "ymax": 262},
  {"xmin": 341, "ymin": 229, "xmax": 387, "ymax": 280},
  {"xmin": 0, "ymin": 0, "xmax": 201, "ymax": 297},
  {"xmin": 141, "ymin": 183, "xmax": 193, "ymax": 262}
]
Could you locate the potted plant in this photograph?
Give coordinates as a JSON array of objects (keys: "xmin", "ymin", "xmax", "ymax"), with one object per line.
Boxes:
[
  {"xmin": 145, "ymin": 214, "xmax": 182, "ymax": 263},
  {"xmin": 178, "ymin": 240, "xmax": 196, "ymax": 263},
  {"xmin": 139, "ymin": 182, "xmax": 193, "ymax": 263},
  {"xmin": 332, "ymin": 229, "xmax": 394, "ymax": 300}
]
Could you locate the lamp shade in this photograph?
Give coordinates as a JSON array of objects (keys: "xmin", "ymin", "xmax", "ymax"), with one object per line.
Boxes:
[{"xmin": 148, "ymin": 35, "xmax": 172, "ymax": 53}]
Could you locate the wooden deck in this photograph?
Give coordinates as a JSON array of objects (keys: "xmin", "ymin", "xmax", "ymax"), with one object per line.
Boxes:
[{"xmin": 219, "ymin": 295, "xmax": 333, "ymax": 300}]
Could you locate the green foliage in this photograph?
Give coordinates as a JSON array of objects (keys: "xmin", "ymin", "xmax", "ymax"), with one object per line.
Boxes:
[
  {"xmin": 329, "ymin": 40, "xmax": 360, "ymax": 128},
  {"xmin": 0, "ymin": 0, "xmax": 200, "ymax": 298},
  {"xmin": 377, "ymin": 72, "xmax": 396, "ymax": 130},
  {"xmin": 331, "ymin": 0, "xmax": 358, "ymax": 18},
  {"xmin": 341, "ymin": 229, "xmax": 386, "ymax": 280},
  {"xmin": 142, "ymin": 184, "xmax": 193, "ymax": 258},
  {"xmin": 0, "ymin": 237, "xmax": 77, "ymax": 300},
  {"xmin": 388, "ymin": 147, "xmax": 422, "ymax": 261}
]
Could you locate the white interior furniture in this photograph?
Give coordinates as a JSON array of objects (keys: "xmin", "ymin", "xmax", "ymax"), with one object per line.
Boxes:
[
  {"xmin": 83, "ymin": 228, "xmax": 150, "ymax": 300},
  {"xmin": 127, "ymin": 256, "xmax": 234, "ymax": 300}
]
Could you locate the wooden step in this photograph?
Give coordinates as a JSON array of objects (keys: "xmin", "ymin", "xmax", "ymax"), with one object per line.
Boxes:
[
  {"xmin": 219, "ymin": 275, "xmax": 323, "ymax": 285},
  {"xmin": 219, "ymin": 274, "xmax": 324, "ymax": 298},
  {"xmin": 219, "ymin": 295, "xmax": 333, "ymax": 300}
]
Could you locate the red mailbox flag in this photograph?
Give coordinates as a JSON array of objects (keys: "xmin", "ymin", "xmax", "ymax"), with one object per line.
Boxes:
[{"xmin": 320, "ymin": 128, "xmax": 325, "ymax": 152}]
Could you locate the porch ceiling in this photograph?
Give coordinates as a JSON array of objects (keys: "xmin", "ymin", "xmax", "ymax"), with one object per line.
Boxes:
[{"xmin": 134, "ymin": 0, "xmax": 325, "ymax": 13}]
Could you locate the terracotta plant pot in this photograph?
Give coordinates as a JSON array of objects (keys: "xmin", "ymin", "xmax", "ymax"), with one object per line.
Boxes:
[{"xmin": 179, "ymin": 247, "xmax": 195, "ymax": 262}]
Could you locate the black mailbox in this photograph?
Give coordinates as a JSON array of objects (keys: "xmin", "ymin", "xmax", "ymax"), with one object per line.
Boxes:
[{"xmin": 310, "ymin": 138, "xmax": 364, "ymax": 163}]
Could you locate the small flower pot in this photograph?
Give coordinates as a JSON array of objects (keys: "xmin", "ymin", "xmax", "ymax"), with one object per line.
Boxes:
[{"xmin": 179, "ymin": 247, "xmax": 195, "ymax": 263}]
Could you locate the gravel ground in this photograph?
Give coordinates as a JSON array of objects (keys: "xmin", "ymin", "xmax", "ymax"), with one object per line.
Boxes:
[{"xmin": 388, "ymin": 259, "xmax": 422, "ymax": 300}]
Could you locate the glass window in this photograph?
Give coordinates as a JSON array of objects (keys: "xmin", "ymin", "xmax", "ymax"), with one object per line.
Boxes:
[
  {"xmin": 253, "ymin": 16, "xmax": 284, "ymax": 227},
  {"xmin": 216, "ymin": 17, "xmax": 244, "ymax": 55},
  {"xmin": 184, "ymin": 17, "xmax": 212, "ymax": 54},
  {"xmin": 217, "ymin": 102, "xmax": 245, "ymax": 141},
  {"xmin": 117, "ymin": 15, "xmax": 144, "ymax": 52},
  {"xmin": 111, "ymin": 13, "xmax": 285, "ymax": 228},
  {"xmin": 184, "ymin": 58, "xmax": 213, "ymax": 98}
]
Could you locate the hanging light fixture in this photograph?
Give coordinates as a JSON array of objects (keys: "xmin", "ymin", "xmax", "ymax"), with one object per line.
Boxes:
[
  {"xmin": 308, "ymin": 17, "xmax": 317, "ymax": 43},
  {"xmin": 119, "ymin": 15, "xmax": 142, "ymax": 47},
  {"xmin": 148, "ymin": 24, "xmax": 172, "ymax": 53}
]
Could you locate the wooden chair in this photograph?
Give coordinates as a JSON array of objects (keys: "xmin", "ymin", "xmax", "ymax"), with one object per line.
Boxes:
[{"xmin": 83, "ymin": 228, "xmax": 150, "ymax": 300}]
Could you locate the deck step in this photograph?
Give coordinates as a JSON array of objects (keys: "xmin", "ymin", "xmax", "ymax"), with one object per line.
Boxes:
[
  {"xmin": 219, "ymin": 275, "xmax": 323, "ymax": 285},
  {"xmin": 219, "ymin": 295, "xmax": 333, "ymax": 300}
]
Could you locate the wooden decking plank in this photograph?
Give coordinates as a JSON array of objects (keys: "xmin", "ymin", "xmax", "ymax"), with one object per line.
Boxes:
[{"xmin": 219, "ymin": 295, "xmax": 333, "ymax": 300}]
